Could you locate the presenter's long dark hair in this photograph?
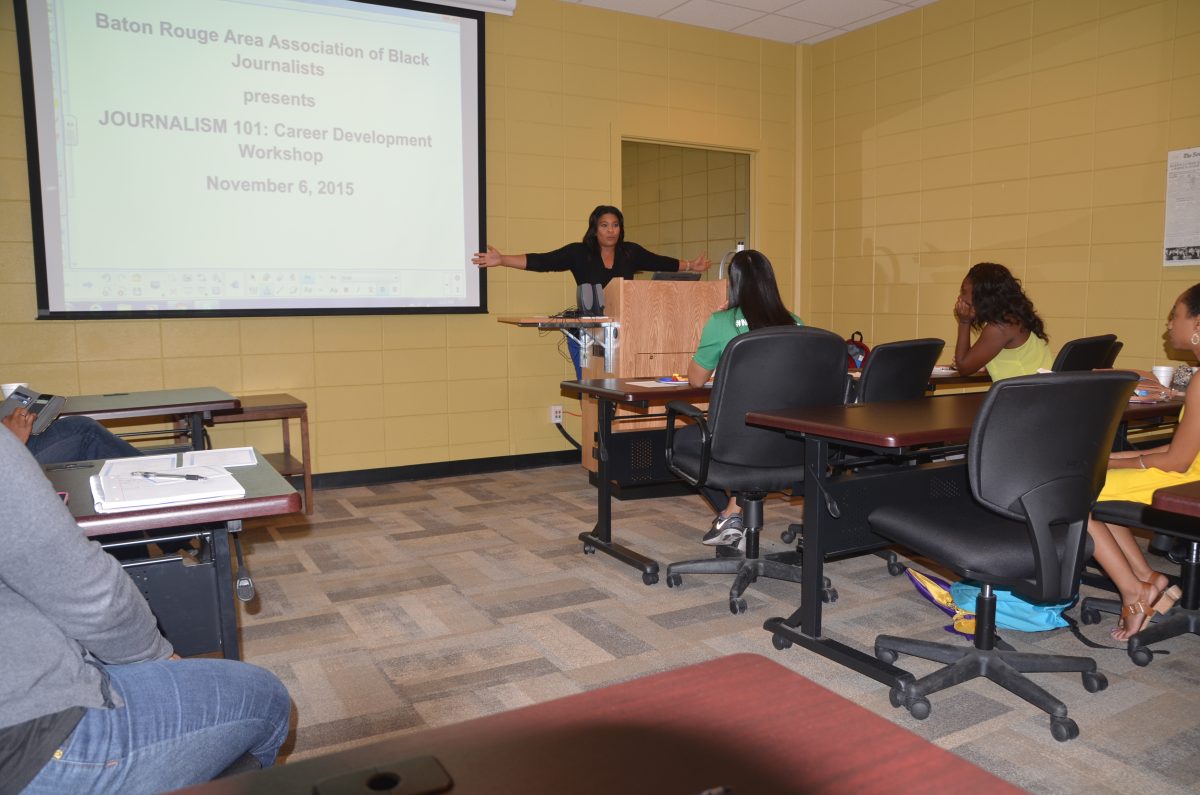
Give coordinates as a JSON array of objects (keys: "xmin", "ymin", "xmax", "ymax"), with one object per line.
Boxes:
[
  {"xmin": 582, "ymin": 205, "xmax": 625, "ymax": 251},
  {"xmin": 966, "ymin": 262, "xmax": 1047, "ymax": 342},
  {"xmin": 727, "ymin": 250, "xmax": 794, "ymax": 330}
]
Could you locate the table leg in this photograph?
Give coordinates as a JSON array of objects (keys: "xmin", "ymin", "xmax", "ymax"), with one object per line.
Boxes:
[
  {"xmin": 577, "ymin": 397, "xmax": 661, "ymax": 585},
  {"xmin": 212, "ymin": 521, "xmax": 241, "ymax": 660},
  {"xmin": 763, "ymin": 436, "xmax": 908, "ymax": 688},
  {"xmin": 189, "ymin": 412, "xmax": 206, "ymax": 451}
]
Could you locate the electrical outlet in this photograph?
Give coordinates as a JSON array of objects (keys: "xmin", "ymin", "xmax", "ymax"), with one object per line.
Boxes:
[{"xmin": 549, "ymin": 405, "xmax": 563, "ymax": 424}]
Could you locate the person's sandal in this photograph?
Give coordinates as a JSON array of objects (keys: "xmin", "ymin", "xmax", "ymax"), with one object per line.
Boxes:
[
  {"xmin": 1152, "ymin": 584, "xmax": 1183, "ymax": 615},
  {"xmin": 1112, "ymin": 581, "xmax": 1155, "ymax": 639}
]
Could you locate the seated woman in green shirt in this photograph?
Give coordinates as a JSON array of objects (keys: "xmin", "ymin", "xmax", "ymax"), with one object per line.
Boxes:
[
  {"xmin": 688, "ymin": 249, "xmax": 803, "ymax": 547},
  {"xmin": 952, "ymin": 262, "xmax": 1052, "ymax": 381}
]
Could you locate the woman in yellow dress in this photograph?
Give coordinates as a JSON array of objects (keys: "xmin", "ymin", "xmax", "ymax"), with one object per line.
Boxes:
[{"xmin": 1088, "ymin": 284, "xmax": 1200, "ymax": 639}]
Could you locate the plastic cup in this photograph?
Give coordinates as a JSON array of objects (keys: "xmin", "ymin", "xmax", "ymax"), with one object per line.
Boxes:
[
  {"xmin": 1151, "ymin": 366, "xmax": 1174, "ymax": 388},
  {"xmin": 1, "ymin": 382, "xmax": 27, "ymax": 398}
]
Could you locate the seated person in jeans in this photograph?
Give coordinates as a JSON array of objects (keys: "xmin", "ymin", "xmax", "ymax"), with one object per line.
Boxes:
[
  {"xmin": 2, "ymin": 408, "xmax": 140, "ymax": 465},
  {"xmin": 687, "ymin": 249, "xmax": 803, "ymax": 548},
  {"xmin": 0, "ymin": 424, "xmax": 291, "ymax": 793}
]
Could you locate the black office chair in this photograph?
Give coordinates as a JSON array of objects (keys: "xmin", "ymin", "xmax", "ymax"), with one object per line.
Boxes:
[
  {"xmin": 1099, "ymin": 339, "xmax": 1123, "ymax": 368},
  {"xmin": 800, "ymin": 337, "xmax": 946, "ymax": 571},
  {"xmin": 1052, "ymin": 334, "xmax": 1118, "ymax": 372},
  {"xmin": 869, "ymin": 370, "xmax": 1138, "ymax": 741},
  {"xmin": 851, "ymin": 337, "xmax": 945, "ymax": 405},
  {"xmin": 663, "ymin": 326, "xmax": 847, "ymax": 614},
  {"xmin": 1080, "ymin": 502, "xmax": 1196, "ymax": 666}
]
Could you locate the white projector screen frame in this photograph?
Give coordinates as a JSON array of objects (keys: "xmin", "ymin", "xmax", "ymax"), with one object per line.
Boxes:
[{"xmin": 15, "ymin": 0, "xmax": 487, "ymax": 318}]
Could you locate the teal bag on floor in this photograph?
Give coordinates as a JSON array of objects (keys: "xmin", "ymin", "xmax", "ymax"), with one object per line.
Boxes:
[{"xmin": 950, "ymin": 580, "xmax": 1074, "ymax": 632}]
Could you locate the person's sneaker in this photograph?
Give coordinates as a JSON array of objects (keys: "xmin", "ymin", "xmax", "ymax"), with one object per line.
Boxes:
[{"xmin": 702, "ymin": 514, "xmax": 745, "ymax": 546}]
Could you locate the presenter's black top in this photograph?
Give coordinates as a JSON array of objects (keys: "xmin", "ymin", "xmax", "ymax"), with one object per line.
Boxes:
[{"xmin": 524, "ymin": 242, "xmax": 680, "ymax": 287}]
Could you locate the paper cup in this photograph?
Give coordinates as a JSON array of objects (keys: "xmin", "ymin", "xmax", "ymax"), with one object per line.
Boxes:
[
  {"xmin": 1151, "ymin": 366, "xmax": 1174, "ymax": 388},
  {"xmin": 1, "ymin": 382, "xmax": 27, "ymax": 398}
]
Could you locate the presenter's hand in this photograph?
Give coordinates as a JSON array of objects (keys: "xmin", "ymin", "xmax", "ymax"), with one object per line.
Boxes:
[
  {"xmin": 471, "ymin": 245, "xmax": 503, "ymax": 268},
  {"xmin": 686, "ymin": 253, "xmax": 712, "ymax": 273},
  {"xmin": 1, "ymin": 407, "xmax": 34, "ymax": 444}
]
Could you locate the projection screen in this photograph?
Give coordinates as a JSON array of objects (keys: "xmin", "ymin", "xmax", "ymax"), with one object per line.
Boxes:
[{"xmin": 15, "ymin": 0, "xmax": 486, "ymax": 318}]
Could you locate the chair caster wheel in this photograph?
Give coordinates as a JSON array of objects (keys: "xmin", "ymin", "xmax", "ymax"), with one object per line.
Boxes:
[
  {"xmin": 729, "ymin": 598, "xmax": 747, "ymax": 615},
  {"xmin": 771, "ymin": 633, "xmax": 792, "ymax": 650},
  {"xmin": 875, "ymin": 647, "xmax": 898, "ymax": 665},
  {"xmin": 907, "ymin": 697, "xmax": 931, "ymax": 720},
  {"xmin": 642, "ymin": 572, "xmax": 659, "ymax": 586},
  {"xmin": 1082, "ymin": 671, "xmax": 1107, "ymax": 693},
  {"xmin": 1129, "ymin": 645, "xmax": 1153, "ymax": 667},
  {"xmin": 582, "ymin": 543, "xmax": 595, "ymax": 555},
  {"xmin": 1050, "ymin": 716, "xmax": 1079, "ymax": 742},
  {"xmin": 781, "ymin": 528, "xmax": 798, "ymax": 544},
  {"xmin": 888, "ymin": 686, "xmax": 905, "ymax": 709},
  {"xmin": 666, "ymin": 573, "xmax": 682, "ymax": 588},
  {"xmin": 887, "ymin": 561, "xmax": 906, "ymax": 576},
  {"xmin": 1080, "ymin": 607, "xmax": 1100, "ymax": 625},
  {"xmin": 821, "ymin": 587, "xmax": 838, "ymax": 604}
]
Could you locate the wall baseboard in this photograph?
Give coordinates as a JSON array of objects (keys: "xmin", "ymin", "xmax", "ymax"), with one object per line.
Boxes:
[{"xmin": 303, "ymin": 450, "xmax": 579, "ymax": 491}]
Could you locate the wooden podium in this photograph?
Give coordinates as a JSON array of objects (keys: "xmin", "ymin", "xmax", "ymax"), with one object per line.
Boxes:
[{"xmin": 580, "ymin": 278, "xmax": 725, "ymax": 473}]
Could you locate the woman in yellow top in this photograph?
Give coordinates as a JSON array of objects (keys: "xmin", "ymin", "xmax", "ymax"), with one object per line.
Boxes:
[
  {"xmin": 1088, "ymin": 284, "xmax": 1200, "ymax": 639},
  {"xmin": 952, "ymin": 263, "xmax": 1053, "ymax": 380}
]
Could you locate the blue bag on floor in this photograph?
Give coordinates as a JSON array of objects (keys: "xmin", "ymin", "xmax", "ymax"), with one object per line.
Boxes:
[{"xmin": 950, "ymin": 580, "xmax": 1074, "ymax": 632}]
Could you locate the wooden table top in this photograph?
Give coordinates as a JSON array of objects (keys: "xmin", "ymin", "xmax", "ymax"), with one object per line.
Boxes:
[
  {"xmin": 561, "ymin": 377, "xmax": 712, "ymax": 404},
  {"xmin": 44, "ymin": 453, "xmax": 300, "ymax": 537},
  {"xmin": 175, "ymin": 653, "xmax": 1017, "ymax": 795},
  {"xmin": 62, "ymin": 387, "xmax": 238, "ymax": 421},
  {"xmin": 1151, "ymin": 481, "xmax": 1200, "ymax": 519},
  {"xmin": 748, "ymin": 392, "xmax": 1184, "ymax": 450},
  {"xmin": 498, "ymin": 315, "xmax": 612, "ymax": 328}
]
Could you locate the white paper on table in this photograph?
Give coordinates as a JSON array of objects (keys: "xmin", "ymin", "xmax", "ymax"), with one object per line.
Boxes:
[
  {"xmin": 99, "ymin": 455, "xmax": 178, "ymax": 478},
  {"xmin": 90, "ymin": 465, "xmax": 245, "ymax": 513},
  {"xmin": 181, "ymin": 447, "xmax": 258, "ymax": 468}
]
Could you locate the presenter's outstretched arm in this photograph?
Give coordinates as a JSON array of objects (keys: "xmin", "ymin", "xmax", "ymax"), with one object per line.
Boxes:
[{"xmin": 472, "ymin": 245, "xmax": 527, "ymax": 270}]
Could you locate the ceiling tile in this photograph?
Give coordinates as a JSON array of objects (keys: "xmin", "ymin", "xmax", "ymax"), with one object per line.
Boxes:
[
  {"xmin": 777, "ymin": 0, "xmax": 905, "ymax": 26},
  {"xmin": 575, "ymin": 0, "xmax": 683, "ymax": 15},
  {"xmin": 662, "ymin": 0, "xmax": 764, "ymax": 31},
  {"xmin": 734, "ymin": 12, "xmax": 832, "ymax": 44},
  {"xmin": 721, "ymin": 0, "xmax": 798, "ymax": 12}
]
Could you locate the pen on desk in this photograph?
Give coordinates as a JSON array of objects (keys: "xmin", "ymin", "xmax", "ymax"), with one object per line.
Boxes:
[
  {"xmin": 45, "ymin": 463, "xmax": 94, "ymax": 471},
  {"xmin": 130, "ymin": 471, "xmax": 207, "ymax": 481}
]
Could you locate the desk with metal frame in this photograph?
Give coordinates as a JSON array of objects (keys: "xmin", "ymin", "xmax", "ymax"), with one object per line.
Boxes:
[
  {"xmin": 44, "ymin": 453, "xmax": 300, "ymax": 659},
  {"xmin": 746, "ymin": 393, "xmax": 1185, "ymax": 687},
  {"xmin": 62, "ymin": 387, "xmax": 239, "ymax": 452},
  {"xmin": 560, "ymin": 378, "xmax": 710, "ymax": 585}
]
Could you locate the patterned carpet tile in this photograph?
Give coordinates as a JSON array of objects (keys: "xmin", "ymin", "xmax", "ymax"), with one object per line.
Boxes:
[{"xmin": 233, "ymin": 465, "xmax": 1200, "ymax": 793}]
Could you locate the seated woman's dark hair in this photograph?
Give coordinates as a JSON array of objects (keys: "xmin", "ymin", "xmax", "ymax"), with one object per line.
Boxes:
[
  {"xmin": 966, "ymin": 262, "xmax": 1047, "ymax": 341},
  {"xmin": 1180, "ymin": 283, "xmax": 1200, "ymax": 317},
  {"xmin": 582, "ymin": 205, "xmax": 625, "ymax": 250},
  {"xmin": 727, "ymin": 250, "xmax": 794, "ymax": 330}
]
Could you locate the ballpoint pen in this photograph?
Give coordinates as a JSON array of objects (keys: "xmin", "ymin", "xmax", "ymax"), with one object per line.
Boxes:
[{"xmin": 130, "ymin": 471, "xmax": 207, "ymax": 481}]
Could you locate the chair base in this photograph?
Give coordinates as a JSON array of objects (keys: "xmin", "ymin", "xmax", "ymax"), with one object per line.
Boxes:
[
  {"xmin": 666, "ymin": 548, "xmax": 828, "ymax": 615},
  {"xmin": 875, "ymin": 634, "xmax": 1105, "ymax": 741}
]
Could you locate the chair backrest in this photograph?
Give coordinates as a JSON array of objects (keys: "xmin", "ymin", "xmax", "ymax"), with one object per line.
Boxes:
[
  {"xmin": 706, "ymin": 326, "xmax": 847, "ymax": 468},
  {"xmin": 854, "ymin": 338, "xmax": 945, "ymax": 404},
  {"xmin": 1099, "ymin": 339, "xmax": 1123, "ymax": 368},
  {"xmin": 967, "ymin": 370, "xmax": 1138, "ymax": 599},
  {"xmin": 1051, "ymin": 334, "xmax": 1118, "ymax": 372}
]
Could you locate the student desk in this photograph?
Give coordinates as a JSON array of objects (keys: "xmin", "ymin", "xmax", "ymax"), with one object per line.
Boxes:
[
  {"xmin": 44, "ymin": 453, "xmax": 300, "ymax": 660},
  {"xmin": 561, "ymin": 378, "xmax": 711, "ymax": 585},
  {"xmin": 175, "ymin": 653, "xmax": 1018, "ymax": 795},
  {"xmin": 746, "ymin": 393, "xmax": 1185, "ymax": 687},
  {"xmin": 62, "ymin": 387, "xmax": 239, "ymax": 452}
]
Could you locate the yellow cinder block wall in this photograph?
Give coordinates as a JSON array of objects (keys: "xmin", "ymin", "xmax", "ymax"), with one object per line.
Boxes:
[
  {"xmin": 0, "ymin": 0, "xmax": 795, "ymax": 474},
  {"xmin": 802, "ymin": 0, "xmax": 1200, "ymax": 370}
]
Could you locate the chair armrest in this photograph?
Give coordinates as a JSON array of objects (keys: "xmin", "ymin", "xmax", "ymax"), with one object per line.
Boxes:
[{"xmin": 665, "ymin": 400, "xmax": 711, "ymax": 487}]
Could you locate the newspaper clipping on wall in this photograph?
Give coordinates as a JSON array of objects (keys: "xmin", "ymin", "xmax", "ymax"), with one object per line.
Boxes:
[{"xmin": 1165, "ymin": 146, "xmax": 1200, "ymax": 266}]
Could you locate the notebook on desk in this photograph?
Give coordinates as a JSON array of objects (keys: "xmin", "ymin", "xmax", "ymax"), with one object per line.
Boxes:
[{"xmin": 89, "ymin": 451, "xmax": 250, "ymax": 513}]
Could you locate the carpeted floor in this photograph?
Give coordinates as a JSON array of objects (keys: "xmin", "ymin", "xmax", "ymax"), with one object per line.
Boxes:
[{"xmin": 234, "ymin": 464, "xmax": 1200, "ymax": 794}]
